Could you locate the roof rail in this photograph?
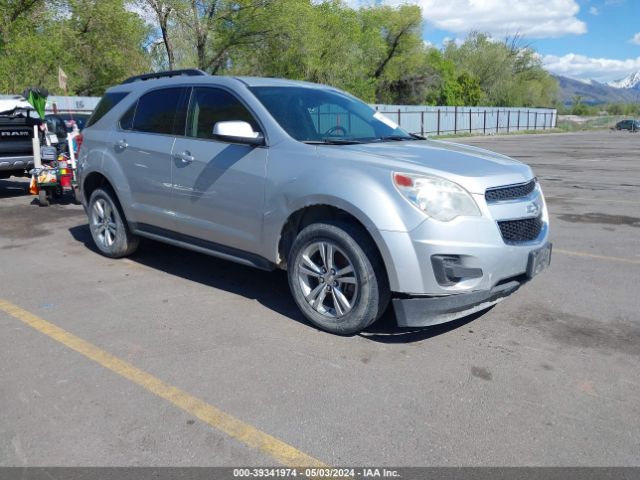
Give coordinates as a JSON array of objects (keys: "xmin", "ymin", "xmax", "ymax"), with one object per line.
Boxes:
[{"xmin": 121, "ymin": 69, "xmax": 207, "ymax": 85}]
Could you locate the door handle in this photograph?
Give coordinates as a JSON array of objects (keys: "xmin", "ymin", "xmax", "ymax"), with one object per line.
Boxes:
[
  {"xmin": 173, "ymin": 151, "xmax": 194, "ymax": 164},
  {"xmin": 114, "ymin": 139, "xmax": 128, "ymax": 150}
]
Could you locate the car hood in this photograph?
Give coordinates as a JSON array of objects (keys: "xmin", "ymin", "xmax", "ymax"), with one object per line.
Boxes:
[
  {"xmin": 0, "ymin": 98, "xmax": 36, "ymax": 117},
  {"xmin": 336, "ymin": 139, "xmax": 534, "ymax": 194}
]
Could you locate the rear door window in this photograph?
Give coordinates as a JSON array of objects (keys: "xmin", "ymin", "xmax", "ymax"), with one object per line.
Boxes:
[{"xmin": 131, "ymin": 87, "xmax": 189, "ymax": 135}]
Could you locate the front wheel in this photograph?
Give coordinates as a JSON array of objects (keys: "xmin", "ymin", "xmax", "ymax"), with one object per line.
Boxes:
[
  {"xmin": 88, "ymin": 187, "xmax": 139, "ymax": 258},
  {"xmin": 287, "ymin": 221, "xmax": 390, "ymax": 335}
]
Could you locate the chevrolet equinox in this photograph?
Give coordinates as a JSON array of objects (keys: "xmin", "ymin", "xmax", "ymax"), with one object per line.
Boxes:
[{"xmin": 77, "ymin": 69, "xmax": 551, "ymax": 334}]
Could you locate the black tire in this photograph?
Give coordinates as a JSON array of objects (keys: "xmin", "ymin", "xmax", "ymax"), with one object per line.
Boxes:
[
  {"xmin": 88, "ymin": 187, "xmax": 139, "ymax": 258},
  {"xmin": 38, "ymin": 189, "xmax": 49, "ymax": 207},
  {"xmin": 287, "ymin": 221, "xmax": 390, "ymax": 335},
  {"xmin": 73, "ymin": 186, "xmax": 82, "ymax": 205}
]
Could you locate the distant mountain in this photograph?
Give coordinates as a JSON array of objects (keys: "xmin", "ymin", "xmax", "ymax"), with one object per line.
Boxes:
[
  {"xmin": 555, "ymin": 75, "xmax": 640, "ymax": 106},
  {"xmin": 608, "ymin": 71, "xmax": 640, "ymax": 90}
]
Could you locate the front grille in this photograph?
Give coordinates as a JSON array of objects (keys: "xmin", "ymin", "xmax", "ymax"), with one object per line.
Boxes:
[
  {"xmin": 498, "ymin": 216, "xmax": 543, "ymax": 243},
  {"xmin": 486, "ymin": 179, "xmax": 536, "ymax": 202}
]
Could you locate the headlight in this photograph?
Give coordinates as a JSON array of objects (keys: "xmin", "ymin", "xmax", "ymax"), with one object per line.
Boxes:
[{"xmin": 393, "ymin": 172, "xmax": 480, "ymax": 222}]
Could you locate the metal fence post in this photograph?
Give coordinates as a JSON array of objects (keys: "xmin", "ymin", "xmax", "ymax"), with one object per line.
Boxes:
[
  {"xmin": 535, "ymin": 111, "xmax": 538, "ymax": 131},
  {"xmin": 496, "ymin": 109, "xmax": 500, "ymax": 133},
  {"xmin": 527, "ymin": 110, "xmax": 530, "ymax": 130},
  {"xmin": 454, "ymin": 106, "xmax": 458, "ymax": 134},
  {"xmin": 420, "ymin": 111, "xmax": 424, "ymax": 136},
  {"xmin": 437, "ymin": 109, "xmax": 441, "ymax": 136},
  {"xmin": 397, "ymin": 108, "xmax": 401, "ymax": 127},
  {"xmin": 517, "ymin": 110, "xmax": 521, "ymax": 131},
  {"xmin": 507, "ymin": 110, "xmax": 511, "ymax": 133},
  {"xmin": 483, "ymin": 110, "xmax": 487, "ymax": 134},
  {"xmin": 469, "ymin": 109, "xmax": 472, "ymax": 134}
]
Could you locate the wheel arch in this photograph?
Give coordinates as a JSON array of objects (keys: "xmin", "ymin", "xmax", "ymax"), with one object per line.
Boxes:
[
  {"xmin": 276, "ymin": 201, "xmax": 397, "ymax": 291},
  {"xmin": 80, "ymin": 158, "xmax": 136, "ymax": 223},
  {"xmin": 82, "ymin": 171, "xmax": 113, "ymax": 204}
]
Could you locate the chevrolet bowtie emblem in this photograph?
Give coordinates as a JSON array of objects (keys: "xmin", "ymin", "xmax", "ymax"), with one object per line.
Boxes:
[{"xmin": 526, "ymin": 202, "xmax": 541, "ymax": 216}]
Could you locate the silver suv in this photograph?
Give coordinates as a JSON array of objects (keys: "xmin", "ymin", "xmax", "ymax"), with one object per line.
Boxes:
[{"xmin": 78, "ymin": 69, "xmax": 551, "ymax": 335}]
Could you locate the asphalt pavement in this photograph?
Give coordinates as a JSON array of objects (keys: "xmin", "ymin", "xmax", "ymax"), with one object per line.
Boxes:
[{"xmin": 0, "ymin": 130, "xmax": 638, "ymax": 467}]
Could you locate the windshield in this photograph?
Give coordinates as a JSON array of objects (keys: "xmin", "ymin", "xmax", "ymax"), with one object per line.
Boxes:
[{"xmin": 249, "ymin": 86, "xmax": 414, "ymax": 143}]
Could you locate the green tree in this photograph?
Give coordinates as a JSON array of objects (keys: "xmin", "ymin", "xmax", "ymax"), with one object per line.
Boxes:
[
  {"xmin": 571, "ymin": 95, "xmax": 590, "ymax": 116},
  {"xmin": 444, "ymin": 32, "xmax": 558, "ymax": 107},
  {"xmin": 0, "ymin": 0, "xmax": 150, "ymax": 95},
  {"xmin": 0, "ymin": 1, "xmax": 61, "ymax": 93},
  {"xmin": 359, "ymin": 4, "xmax": 425, "ymax": 103},
  {"xmin": 422, "ymin": 49, "xmax": 481, "ymax": 106},
  {"xmin": 140, "ymin": 0, "xmax": 178, "ymax": 70},
  {"xmin": 229, "ymin": 1, "xmax": 429, "ymax": 103},
  {"xmin": 228, "ymin": 0, "xmax": 375, "ymax": 99},
  {"xmin": 63, "ymin": 0, "xmax": 151, "ymax": 95}
]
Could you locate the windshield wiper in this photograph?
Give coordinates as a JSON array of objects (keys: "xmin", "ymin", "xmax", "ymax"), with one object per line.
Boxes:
[
  {"xmin": 375, "ymin": 133, "xmax": 425, "ymax": 142},
  {"xmin": 303, "ymin": 139, "xmax": 364, "ymax": 145}
]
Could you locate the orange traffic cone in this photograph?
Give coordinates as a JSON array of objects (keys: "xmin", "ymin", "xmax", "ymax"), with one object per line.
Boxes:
[{"xmin": 29, "ymin": 176, "xmax": 39, "ymax": 195}]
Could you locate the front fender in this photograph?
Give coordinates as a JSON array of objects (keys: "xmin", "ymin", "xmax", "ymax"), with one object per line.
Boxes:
[{"xmin": 262, "ymin": 165, "xmax": 426, "ymax": 292}]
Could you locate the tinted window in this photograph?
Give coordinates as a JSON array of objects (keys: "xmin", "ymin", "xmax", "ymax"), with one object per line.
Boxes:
[
  {"xmin": 133, "ymin": 88, "xmax": 186, "ymax": 135},
  {"xmin": 186, "ymin": 87, "xmax": 261, "ymax": 140},
  {"xmin": 119, "ymin": 102, "xmax": 136, "ymax": 130},
  {"xmin": 86, "ymin": 91, "xmax": 129, "ymax": 128}
]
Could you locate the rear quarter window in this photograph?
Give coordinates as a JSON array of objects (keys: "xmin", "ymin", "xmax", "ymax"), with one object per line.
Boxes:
[{"xmin": 85, "ymin": 91, "xmax": 129, "ymax": 128}]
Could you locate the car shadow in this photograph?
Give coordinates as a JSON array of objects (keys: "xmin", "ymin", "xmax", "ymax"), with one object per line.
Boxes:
[
  {"xmin": 0, "ymin": 178, "xmax": 30, "ymax": 198},
  {"xmin": 69, "ymin": 223, "xmax": 491, "ymax": 343},
  {"xmin": 28, "ymin": 195, "xmax": 79, "ymax": 207},
  {"xmin": 359, "ymin": 306, "xmax": 494, "ymax": 344}
]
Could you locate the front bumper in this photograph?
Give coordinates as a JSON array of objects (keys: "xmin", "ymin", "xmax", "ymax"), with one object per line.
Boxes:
[
  {"xmin": 378, "ymin": 188, "xmax": 549, "ymax": 295},
  {"xmin": 393, "ymin": 279, "xmax": 522, "ymax": 327},
  {"xmin": 392, "ymin": 241, "xmax": 551, "ymax": 327}
]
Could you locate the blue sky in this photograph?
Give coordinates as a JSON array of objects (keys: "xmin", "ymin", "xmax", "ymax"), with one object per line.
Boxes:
[{"xmin": 364, "ymin": 0, "xmax": 640, "ymax": 83}]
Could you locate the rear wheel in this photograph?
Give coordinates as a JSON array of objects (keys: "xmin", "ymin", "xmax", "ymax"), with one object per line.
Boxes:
[
  {"xmin": 287, "ymin": 221, "xmax": 389, "ymax": 335},
  {"xmin": 38, "ymin": 189, "xmax": 49, "ymax": 207},
  {"xmin": 88, "ymin": 187, "xmax": 139, "ymax": 258}
]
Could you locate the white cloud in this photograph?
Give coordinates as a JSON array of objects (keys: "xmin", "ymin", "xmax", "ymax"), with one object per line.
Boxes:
[
  {"xmin": 369, "ymin": 0, "xmax": 587, "ymax": 39},
  {"xmin": 631, "ymin": 33, "xmax": 640, "ymax": 45},
  {"xmin": 442, "ymin": 36, "xmax": 465, "ymax": 47},
  {"xmin": 542, "ymin": 53, "xmax": 640, "ymax": 82},
  {"xmin": 589, "ymin": 6, "xmax": 599, "ymax": 15}
]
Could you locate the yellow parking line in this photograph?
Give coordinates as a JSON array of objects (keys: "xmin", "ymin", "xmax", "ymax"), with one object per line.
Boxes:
[
  {"xmin": 0, "ymin": 299, "xmax": 325, "ymax": 468},
  {"xmin": 555, "ymin": 249, "xmax": 640, "ymax": 265}
]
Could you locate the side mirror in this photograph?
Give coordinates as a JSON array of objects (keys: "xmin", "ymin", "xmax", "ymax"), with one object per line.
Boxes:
[{"xmin": 212, "ymin": 121, "xmax": 264, "ymax": 146}]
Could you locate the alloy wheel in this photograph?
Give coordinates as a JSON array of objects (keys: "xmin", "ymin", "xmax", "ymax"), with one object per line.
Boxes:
[
  {"xmin": 91, "ymin": 198, "xmax": 117, "ymax": 248},
  {"xmin": 296, "ymin": 241, "xmax": 358, "ymax": 318}
]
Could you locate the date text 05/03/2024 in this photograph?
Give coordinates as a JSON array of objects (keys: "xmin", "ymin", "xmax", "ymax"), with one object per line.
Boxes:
[{"xmin": 232, "ymin": 468, "xmax": 400, "ymax": 477}]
